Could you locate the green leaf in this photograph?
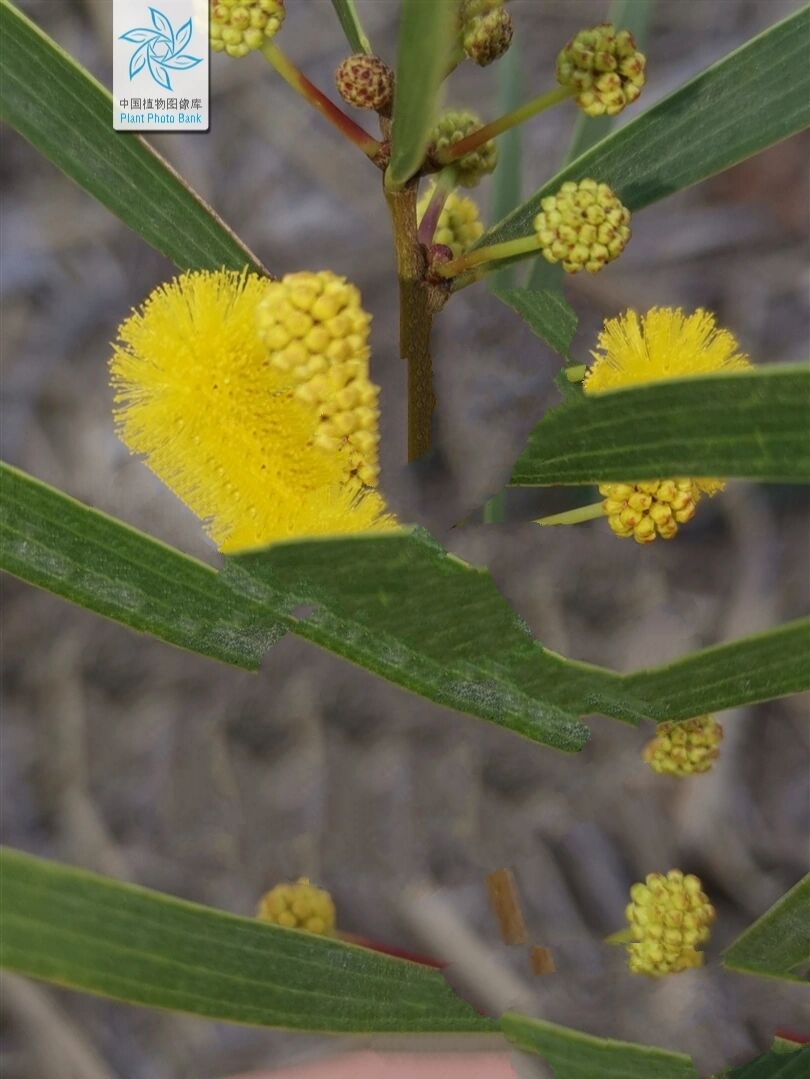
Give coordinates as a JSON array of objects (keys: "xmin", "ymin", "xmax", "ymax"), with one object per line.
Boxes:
[
  {"xmin": 722, "ymin": 874, "xmax": 810, "ymax": 984},
  {"xmin": 721, "ymin": 1044, "xmax": 810, "ymax": 1078},
  {"xmin": 2, "ymin": 464, "xmax": 638, "ymax": 750},
  {"xmin": 330, "ymin": 0, "xmax": 372, "ymax": 54},
  {"xmin": 0, "ymin": 463, "xmax": 285, "ymax": 669},
  {"xmin": 509, "ymin": 366, "xmax": 810, "ymax": 486},
  {"xmin": 562, "ymin": 0, "xmax": 656, "ymax": 166},
  {"xmin": 0, "ymin": 0, "xmax": 265, "ymax": 274},
  {"xmin": 221, "ymin": 528, "xmax": 602, "ymax": 752},
  {"xmin": 479, "ymin": 6, "xmax": 810, "ymax": 262},
  {"xmin": 489, "ymin": 38, "xmax": 524, "ymax": 293},
  {"xmin": 387, "ymin": 0, "xmax": 458, "ymax": 188},
  {"xmin": 0, "ymin": 848, "xmax": 495, "ymax": 1033},
  {"xmin": 623, "ymin": 619, "xmax": 810, "ymax": 722},
  {"xmin": 501, "ymin": 1012, "xmax": 698, "ymax": 1079},
  {"xmin": 491, "ymin": 285, "xmax": 579, "ymax": 359}
]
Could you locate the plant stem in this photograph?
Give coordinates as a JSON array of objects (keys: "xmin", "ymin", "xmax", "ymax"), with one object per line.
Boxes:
[
  {"xmin": 416, "ymin": 166, "xmax": 457, "ymax": 246},
  {"xmin": 436, "ymin": 235, "xmax": 541, "ymax": 279},
  {"xmin": 434, "ymin": 84, "xmax": 574, "ymax": 165},
  {"xmin": 262, "ymin": 42, "xmax": 383, "ymax": 163},
  {"xmin": 534, "ymin": 501, "xmax": 604, "ymax": 527},
  {"xmin": 385, "ymin": 180, "xmax": 439, "ymax": 461}
]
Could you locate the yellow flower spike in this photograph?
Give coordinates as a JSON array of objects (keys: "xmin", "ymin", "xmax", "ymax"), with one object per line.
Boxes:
[
  {"xmin": 583, "ymin": 307, "xmax": 753, "ymax": 542},
  {"xmin": 622, "ymin": 870, "xmax": 715, "ymax": 977},
  {"xmin": 256, "ymin": 270, "xmax": 383, "ymax": 490},
  {"xmin": 257, "ymin": 877, "xmax": 336, "ymax": 936},
  {"xmin": 557, "ymin": 23, "xmax": 646, "ymax": 116},
  {"xmin": 643, "ymin": 715, "xmax": 725, "ymax": 776},
  {"xmin": 533, "ymin": 179, "xmax": 631, "ymax": 274},
  {"xmin": 417, "ymin": 183, "xmax": 485, "ymax": 258},
  {"xmin": 460, "ymin": 0, "xmax": 513, "ymax": 67},
  {"xmin": 430, "ymin": 110, "xmax": 498, "ymax": 188},
  {"xmin": 211, "ymin": 0, "xmax": 285, "ymax": 58},
  {"xmin": 109, "ymin": 269, "xmax": 397, "ymax": 553}
]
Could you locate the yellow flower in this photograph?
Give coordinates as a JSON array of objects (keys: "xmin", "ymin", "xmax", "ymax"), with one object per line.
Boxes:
[
  {"xmin": 417, "ymin": 183, "xmax": 484, "ymax": 258},
  {"xmin": 109, "ymin": 269, "xmax": 397, "ymax": 553},
  {"xmin": 533, "ymin": 179, "xmax": 631, "ymax": 274},
  {"xmin": 585, "ymin": 308, "xmax": 752, "ymax": 543},
  {"xmin": 623, "ymin": 869, "xmax": 715, "ymax": 977},
  {"xmin": 643, "ymin": 715, "xmax": 724, "ymax": 776},
  {"xmin": 257, "ymin": 877, "xmax": 336, "ymax": 935},
  {"xmin": 211, "ymin": 0, "xmax": 285, "ymax": 58},
  {"xmin": 256, "ymin": 270, "xmax": 381, "ymax": 488}
]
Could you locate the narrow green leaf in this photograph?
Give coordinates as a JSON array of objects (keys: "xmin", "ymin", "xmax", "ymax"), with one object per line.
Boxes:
[
  {"xmin": 489, "ymin": 38, "xmax": 524, "ymax": 292},
  {"xmin": 0, "ymin": 0, "xmax": 265, "ymax": 274},
  {"xmin": 722, "ymin": 875, "xmax": 810, "ymax": 984},
  {"xmin": 1, "ymin": 465, "xmax": 634, "ymax": 749},
  {"xmin": 330, "ymin": 0, "xmax": 372, "ymax": 54},
  {"xmin": 492, "ymin": 285, "xmax": 578, "ymax": 359},
  {"xmin": 562, "ymin": 0, "xmax": 656, "ymax": 166},
  {"xmin": 501, "ymin": 1012, "xmax": 698, "ymax": 1079},
  {"xmin": 221, "ymin": 528, "xmax": 598, "ymax": 752},
  {"xmin": 387, "ymin": 0, "xmax": 458, "ymax": 188},
  {"xmin": 0, "ymin": 848, "xmax": 495, "ymax": 1033},
  {"xmin": 623, "ymin": 619, "xmax": 810, "ymax": 721},
  {"xmin": 0, "ymin": 463, "xmax": 285, "ymax": 669},
  {"xmin": 509, "ymin": 366, "xmax": 810, "ymax": 486},
  {"xmin": 721, "ymin": 1044, "xmax": 810, "ymax": 1078},
  {"xmin": 480, "ymin": 6, "xmax": 810, "ymax": 261}
]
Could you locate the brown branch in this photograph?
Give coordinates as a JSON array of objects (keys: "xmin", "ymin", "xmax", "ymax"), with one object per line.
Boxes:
[{"xmin": 385, "ymin": 178, "xmax": 440, "ymax": 461}]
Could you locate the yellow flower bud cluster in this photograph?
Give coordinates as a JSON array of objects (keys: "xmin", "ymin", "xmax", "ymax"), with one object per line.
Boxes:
[
  {"xmin": 210, "ymin": 0, "xmax": 285, "ymax": 58},
  {"xmin": 417, "ymin": 183, "xmax": 484, "ymax": 258},
  {"xmin": 430, "ymin": 110, "xmax": 497, "ymax": 188},
  {"xmin": 335, "ymin": 54, "xmax": 395, "ymax": 112},
  {"xmin": 460, "ymin": 0, "xmax": 513, "ymax": 67},
  {"xmin": 624, "ymin": 870, "xmax": 715, "ymax": 977},
  {"xmin": 533, "ymin": 179, "xmax": 631, "ymax": 273},
  {"xmin": 599, "ymin": 480, "xmax": 699, "ymax": 544},
  {"xmin": 643, "ymin": 715, "xmax": 724, "ymax": 776},
  {"xmin": 257, "ymin": 877, "xmax": 336, "ymax": 935},
  {"xmin": 557, "ymin": 23, "xmax": 646, "ymax": 117},
  {"xmin": 256, "ymin": 271, "xmax": 380, "ymax": 488}
]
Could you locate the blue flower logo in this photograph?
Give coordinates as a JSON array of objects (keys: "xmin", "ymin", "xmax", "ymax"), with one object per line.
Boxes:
[{"xmin": 119, "ymin": 7, "xmax": 202, "ymax": 92}]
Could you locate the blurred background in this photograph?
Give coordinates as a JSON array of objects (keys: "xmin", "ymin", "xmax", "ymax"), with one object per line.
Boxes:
[{"xmin": 1, "ymin": 1, "xmax": 809, "ymax": 1076}]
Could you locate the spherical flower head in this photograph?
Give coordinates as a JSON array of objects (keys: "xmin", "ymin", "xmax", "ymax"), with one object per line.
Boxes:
[
  {"xmin": 417, "ymin": 183, "xmax": 484, "ymax": 258},
  {"xmin": 257, "ymin": 877, "xmax": 336, "ymax": 935},
  {"xmin": 584, "ymin": 307, "xmax": 753, "ymax": 542},
  {"xmin": 460, "ymin": 1, "xmax": 513, "ymax": 67},
  {"xmin": 624, "ymin": 870, "xmax": 715, "ymax": 977},
  {"xmin": 557, "ymin": 23, "xmax": 646, "ymax": 117},
  {"xmin": 643, "ymin": 715, "xmax": 724, "ymax": 776},
  {"xmin": 256, "ymin": 270, "xmax": 381, "ymax": 489},
  {"xmin": 430, "ymin": 110, "xmax": 497, "ymax": 188},
  {"xmin": 210, "ymin": 0, "xmax": 285, "ymax": 58},
  {"xmin": 335, "ymin": 54, "xmax": 394, "ymax": 112},
  {"xmin": 110, "ymin": 269, "xmax": 397, "ymax": 553},
  {"xmin": 599, "ymin": 480, "xmax": 699, "ymax": 544},
  {"xmin": 533, "ymin": 178, "xmax": 630, "ymax": 274}
]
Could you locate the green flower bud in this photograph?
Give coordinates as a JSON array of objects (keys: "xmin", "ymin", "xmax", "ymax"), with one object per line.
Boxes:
[
  {"xmin": 430, "ymin": 110, "xmax": 497, "ymax": 188},
  {"xmin": 556, "ymin": 23, "xmax": 646, "ymax": 116},
  {"xmin": 533, "ymin": 178, "xmax": 631, "ymax": 274}
]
